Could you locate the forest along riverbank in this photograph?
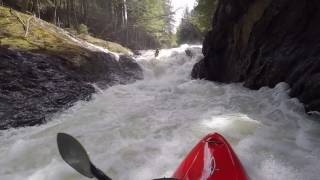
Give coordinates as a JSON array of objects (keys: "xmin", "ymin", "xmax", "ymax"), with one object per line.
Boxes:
[{"xmin": 0, "ymin": 45, "xmax": 319, "ymax": 180}]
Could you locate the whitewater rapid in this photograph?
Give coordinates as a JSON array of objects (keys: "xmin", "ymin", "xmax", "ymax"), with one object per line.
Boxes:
[{"xmin": 0, "ymin": 45, "xmax": 319, "ymax": 180}]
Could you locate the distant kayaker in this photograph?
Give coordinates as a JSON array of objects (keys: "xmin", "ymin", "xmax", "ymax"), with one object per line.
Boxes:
[{"xmin": 155, "ymin": 48, "xmax": 160, "ymax": 57}]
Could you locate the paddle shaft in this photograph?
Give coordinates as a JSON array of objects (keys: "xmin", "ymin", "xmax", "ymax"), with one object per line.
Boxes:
[{"xmin": 90, "ymin": 163, "xmax": 112, "ymax": 180}]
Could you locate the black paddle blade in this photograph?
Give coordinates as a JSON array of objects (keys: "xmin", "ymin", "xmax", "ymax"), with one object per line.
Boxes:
[{"xmin": 57, "ymin": 133, "xmax": 94, "ymax": 178}]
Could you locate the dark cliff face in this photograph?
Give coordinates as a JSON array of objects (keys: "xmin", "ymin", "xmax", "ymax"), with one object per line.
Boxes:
[
  {"xmin": 0, "ymin": 47, "xmax": 142, "ymax": 129},
  {"xmin": 192, "ymin": 0, "xmax": 320, "ymax": 112}
]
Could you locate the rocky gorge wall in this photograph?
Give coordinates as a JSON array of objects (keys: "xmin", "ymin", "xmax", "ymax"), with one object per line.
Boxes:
[
  {"xmin": 0, "ymin": 47, "xmax": 142, "ymax": 129},
  {"xmin": 192, "ymin": 0, "xmax": 320, "ymax": 113},
  {"xmin": 0, "ymin": 6, "xmax": 142, "ymax": 129}
]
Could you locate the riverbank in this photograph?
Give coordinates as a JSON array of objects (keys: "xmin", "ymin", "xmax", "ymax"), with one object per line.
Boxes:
[{"xmin": 0, "ymin": 6, "xmax": 142, "ymax": 129}]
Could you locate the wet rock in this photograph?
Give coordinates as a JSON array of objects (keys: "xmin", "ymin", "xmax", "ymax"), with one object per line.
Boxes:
[
  {"xmin": 192, "ymin": 0, "xmax": 320, "ymax": 113},
  {"xmin": 133, "ymin": 50, "xmax": 142, "ymax": 56},
  {"xmin": 185, "ymin": 49, "xmax": 193, "ymax": 57},
  {"xmin": 118, "ymin": 54, "xmax": 144, "ymax": 81},
  {"xmin": 0, "ymin": 47, "xmax": 142, "ymax": 129}
]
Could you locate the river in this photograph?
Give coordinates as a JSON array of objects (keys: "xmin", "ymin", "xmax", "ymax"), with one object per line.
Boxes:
[{"xmin": 0, "ymin": 45, "xmax": 319, "ymax": 180}]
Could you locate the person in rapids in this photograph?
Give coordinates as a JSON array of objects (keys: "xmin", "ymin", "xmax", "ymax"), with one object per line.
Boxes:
[{"xmin": 155, "ymin": 48, "xmax": 160, "ymax": 57}]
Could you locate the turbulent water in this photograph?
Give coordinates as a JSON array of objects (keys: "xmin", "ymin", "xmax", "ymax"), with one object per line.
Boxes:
[{"xmin": 0, "ymin": 45, "xmax": 320, "ymax": 180}]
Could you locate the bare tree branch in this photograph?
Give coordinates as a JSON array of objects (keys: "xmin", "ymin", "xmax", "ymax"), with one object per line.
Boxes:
[
  {"xmin": 9, "ymin": 8, "xmax": 34, "ymax": 37},
  {"xmin": 10, "ymin": 8, "xmax": 27, "ymax": 30},
  {"xmin": 25, "ymin": 15, "xmax": 35, "ymax": 37}
]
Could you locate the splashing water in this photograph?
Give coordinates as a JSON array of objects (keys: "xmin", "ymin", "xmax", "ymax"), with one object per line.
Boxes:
[{"xmin": 0, "ymin": 45, "xmax": 319, "ymax": 180}]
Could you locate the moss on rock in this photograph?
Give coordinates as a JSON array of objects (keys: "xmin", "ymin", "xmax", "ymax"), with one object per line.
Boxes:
[
  {"xmin": 77, "ymin": 34, "xmax": 131, "ymax": 54},
  {"xmin": 0, "ymin": 6, "xmax": 131, "ymax": 64}
]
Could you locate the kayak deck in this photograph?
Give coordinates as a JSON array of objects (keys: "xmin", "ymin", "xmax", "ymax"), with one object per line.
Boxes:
[{"xmin": 172, "ymin": 133, "xmax": 248, "ymax": 180}]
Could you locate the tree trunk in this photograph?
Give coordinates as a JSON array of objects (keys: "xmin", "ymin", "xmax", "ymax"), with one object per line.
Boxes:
[
  {"xmin": 84, "ymin": 0, "xmax": 88, "ymax": 24},
  {"xmin": 53, "ymin": 0, "xmax": 57, "ymax": 25},
  {"xmin": 66, "ymin": 0, "xmax": 71, "ymax": 27},
  {"xmin": 36, "ymin": 0, "xmax": 40, "ymax": 18},
  {"xmin": 122, "ymin": 0, "xmax": 128, "ymax": 28}
]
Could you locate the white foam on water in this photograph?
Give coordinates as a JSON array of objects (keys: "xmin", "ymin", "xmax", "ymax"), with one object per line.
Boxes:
[{"xmin": 0, "ymin": 45, "xmax": 319, "ymax": 180}]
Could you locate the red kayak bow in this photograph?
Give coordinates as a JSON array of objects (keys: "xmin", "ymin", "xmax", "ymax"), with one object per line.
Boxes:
[
  {"xmin": 172, "ymin": 133, "xmax": 248, "ymax": 180},
  {"xmin": 57, "ymin": 132, "xmax": 248, "ymax": 180}
]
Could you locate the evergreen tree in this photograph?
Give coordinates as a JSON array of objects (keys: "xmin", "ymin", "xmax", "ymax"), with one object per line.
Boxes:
[
  {"xmin": 176, "ymin": 7, "xmax": 202, "ymax": 45},
  {"xmin": 1, "ymin": 0, "xmax": 176, "ymax": 49},
  {"xmin": 191, "ymin": 0, "xmax": 218, "ymax": 34}
]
